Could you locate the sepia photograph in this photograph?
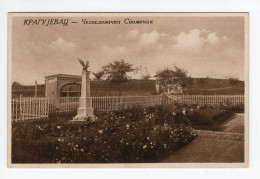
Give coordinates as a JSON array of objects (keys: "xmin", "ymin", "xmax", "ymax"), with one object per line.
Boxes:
[{"xmin": 8, "ymin": 13, "xmax": 248, "ymax": 168}]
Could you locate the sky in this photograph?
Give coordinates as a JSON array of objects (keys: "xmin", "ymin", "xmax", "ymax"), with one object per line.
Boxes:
[{"xmin": 11, "ymin": 14, "xmax": 246, "ymax": 85}]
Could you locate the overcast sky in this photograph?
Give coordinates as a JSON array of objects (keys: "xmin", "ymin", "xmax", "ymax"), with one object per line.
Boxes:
[{"xmin": 11, "ymin": 14, "xmax": 245, "ymax": 85}]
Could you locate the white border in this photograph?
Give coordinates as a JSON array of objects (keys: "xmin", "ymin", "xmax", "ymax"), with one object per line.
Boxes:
[
  {"xmin": 1, "ymin": 0, "xmax": 260, "ymax": 178},
  {"xmin": 7, "ymin": 12, "xmax": 249, "ymax": 169}
]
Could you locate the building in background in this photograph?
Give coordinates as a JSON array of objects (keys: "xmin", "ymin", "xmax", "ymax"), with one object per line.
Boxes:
[
  {"xmin": 45, "ymin": 74, "xmax": 157, "ymax": 106},
  {"xmin": 45, "ymin": 74, "xmax": 82, "ymax": 106}
]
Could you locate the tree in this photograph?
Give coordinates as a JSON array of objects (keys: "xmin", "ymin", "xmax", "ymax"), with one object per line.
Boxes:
[
  {"xmin": 92, "ymin": 71, "xmax": 105, "ymax": 80},
  {"xmin": 228, "ymin": 77, "xmax": 241, "ymax": 86},
  {"xmin": 156, "ymin": 65, "xmax": 189, "ymax": 83},
  {"xmin": 12, "ymin": 81, "xmax": 22, "ymax": 89},
  {"xmin": 173, "ymin": 65, "xmax": 192, "ymax": 88},
  {"xmin": 102, "ymin": 59, "xmax": 137, "ymax": 96},
  {"xmin": 156, "ymin": 65, "xmax": 192, "ymax": 92},
  {"xmin": 174, "ymin": 65, "xmax": 187, "ymax": 78},
  {"xmin": 156, "ymin": 68, "xmax": 178, "ymax": 84}
]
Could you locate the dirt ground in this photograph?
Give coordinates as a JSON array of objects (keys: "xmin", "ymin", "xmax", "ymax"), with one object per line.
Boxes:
[{"xmin": 161, "ymin": 113, "xmax": 245, "ymax": 163}]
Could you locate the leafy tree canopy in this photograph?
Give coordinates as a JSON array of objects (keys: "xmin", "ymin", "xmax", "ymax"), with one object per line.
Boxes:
[
  {"xmin": 92, "ymin": 71, "xmax": 105, "ymax": 80},
  {"xmin": 102, "ymin": 59, "xmax": 137, "ymax": 96},
  {"xmin": 102, "ymin": 59, "xmax": 137, "ymax": 85},
  {"xmin": 156, "ymin": 65, "xmax": 191, "ymax": 88},
  {"xmin": 12, "ymin": 81, "xmax": 22, "ymax": 89}
]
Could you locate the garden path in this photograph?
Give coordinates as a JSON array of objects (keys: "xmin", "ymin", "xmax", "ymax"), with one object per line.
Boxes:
[
  {"xmin": 221, "ymin": 113, "xmax": 244, "ymax": 133},
  {"xmin": 161, "ymin": 113, "xmax": 245, "ymax": 163}
]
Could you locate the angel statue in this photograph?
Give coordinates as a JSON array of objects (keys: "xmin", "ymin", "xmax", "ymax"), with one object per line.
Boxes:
[{"xmin": 77, "ymin": 58, "xmax": 89, "ymax": 71}]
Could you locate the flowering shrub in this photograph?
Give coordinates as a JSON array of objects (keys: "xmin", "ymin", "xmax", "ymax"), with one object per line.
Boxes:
[
  {"xmin": 12, "ymin": 103, "xmax": 239, "ymax": 163},
  {"xmin": 178, "ymin": 104, "xmax": 234, "ymax": 130},
  {"xmin": 12, "ymin": 105, "xmax": 196, "ymax": 163},
  {"xmin": 52, "ymin": 124, "xmax": 195, "ymax": 163},
  {"xmin": 222, "ymin": 103, "xmax": 244, "ymax": 113},
  {"xmin": 12, "ymin": 113, "xmax": 73, "ymax": 141}
]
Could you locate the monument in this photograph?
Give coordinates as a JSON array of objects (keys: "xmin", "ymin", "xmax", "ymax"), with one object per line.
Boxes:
[{"xmin": 72, "ymin": 58, "xmax": 94, "ymax": 121}]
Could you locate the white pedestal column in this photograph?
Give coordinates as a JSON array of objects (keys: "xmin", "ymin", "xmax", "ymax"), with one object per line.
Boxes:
[{"xmin": 72, "ymin": 70, "xmax": 94, "ymax": 121}]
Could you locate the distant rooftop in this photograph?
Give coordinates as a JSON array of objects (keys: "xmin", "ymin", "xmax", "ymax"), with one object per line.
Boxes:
[{"xmin": 45, "ymin": 74, "xmax": 81, "ymax": 79}]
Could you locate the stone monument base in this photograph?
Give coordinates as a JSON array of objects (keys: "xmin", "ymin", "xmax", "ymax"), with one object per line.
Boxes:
[
  {"xmin": 76, "ymin": 106, "xmax": 94, "ymax": 116},
  {"xmin": 70, "ymin": 107, "xmax": 94, "ymax": 123}
]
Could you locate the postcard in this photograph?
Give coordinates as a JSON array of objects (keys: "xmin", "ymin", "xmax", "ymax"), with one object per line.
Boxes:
[{"xmin": 8, "ymin": 13, "xmax": 249, "ymax": 168}]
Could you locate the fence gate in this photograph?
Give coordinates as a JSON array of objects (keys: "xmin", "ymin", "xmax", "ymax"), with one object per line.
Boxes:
[{"xmin": 11, "ymin": 96, "xmax": 49, "ymax": 122}]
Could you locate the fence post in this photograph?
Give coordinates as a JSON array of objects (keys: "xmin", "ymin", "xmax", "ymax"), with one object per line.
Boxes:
[{"xmin": 19, "ymin": 95, "xmax": 22, "ymax": 121}]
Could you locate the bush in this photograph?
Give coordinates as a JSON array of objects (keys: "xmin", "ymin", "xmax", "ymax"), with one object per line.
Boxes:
[
  {"xmin": 223, "ymin": 104, "xmax": 244, "ymax": 113},
  {"xmin": 53, "ymin": 120, "xmax": 195, "ymax": 163},
  {"xmin": 12, "ymin": 105, "xmax": 197, "ymax": 163},
  {"xmin": 12, "ymin": 103, "xmax": 240, "ymax": 163},
  {"xmin": 181, "ymin": 104, "xmax": 235, "ymax": 130}
]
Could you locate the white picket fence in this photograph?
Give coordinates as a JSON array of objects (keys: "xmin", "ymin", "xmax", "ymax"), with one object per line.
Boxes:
[
  {"xmin": 174, "ymin": 94, "xmax": 244, "ymax": 105},
  {"xmin": 57, "ymin": 97, "xmax": 79, "ymax": 112},
  {"xmin": 93, "ymin": 95, "xmax": 164, "ymax": 111},
  {"xmin": 11, "ymin": 96, "xmax": 49, "ymax": 122},
  {"xmin": 55, "ymin": 94, "xmax": 245, "ymax": 112},
  {"xmin": 57, "ymin": 95, "xmax": 164, "ymax": 112},
  {"xmin": 11, "ymin": 94, "xmax": 244, "ymax": 122}
]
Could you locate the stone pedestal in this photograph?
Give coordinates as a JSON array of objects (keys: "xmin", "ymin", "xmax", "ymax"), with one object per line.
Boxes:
[{"xmin": 72, "ymin": 70, "xmax": 94, "ymax": 122}]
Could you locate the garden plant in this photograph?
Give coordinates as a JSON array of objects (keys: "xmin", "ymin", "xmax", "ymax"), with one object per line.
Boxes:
[{"xmin": 11, "ymin": 103, "xmax": 242, "ymax": 163}]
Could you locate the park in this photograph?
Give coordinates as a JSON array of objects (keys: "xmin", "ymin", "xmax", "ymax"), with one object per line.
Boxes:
[{"xmin": 11, "ymin": 58, "xmax": 245, "ymax": 163}]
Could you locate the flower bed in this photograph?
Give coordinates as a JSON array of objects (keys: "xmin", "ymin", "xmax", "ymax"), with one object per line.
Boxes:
[
  {"xmin": 179, "ymin": 104, "xmax": 234, "ymax": 130},
  {"xmin": 12, "ymin": 103, "xmax": 240, "ymax": 163},
  {"xmin": 12, "ymin": 105, "xmax": 196, "ymax": 163}
]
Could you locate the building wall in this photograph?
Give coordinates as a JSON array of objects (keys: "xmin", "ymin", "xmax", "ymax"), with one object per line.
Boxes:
[
  {"xmin": 45, "ymin": 76, "xmax": 81, "ymax": 105},
  {"xmin": 45, "ymin": 75, "xmax": 157, "ymax": 104},
  {"xmin": 45, "ymin": 77, "xmax": 57, "ymax": 105}
]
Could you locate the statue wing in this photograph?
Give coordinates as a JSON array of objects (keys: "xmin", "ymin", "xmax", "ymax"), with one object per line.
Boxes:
[{"xmin": 77, "ymin": 58, "xmax": 86, "ymax": 68}]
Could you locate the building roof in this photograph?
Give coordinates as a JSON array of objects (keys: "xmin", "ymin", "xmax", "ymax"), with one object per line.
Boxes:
[{"xmin": 45, "ymin": 74, "xmax": 81, "ymax": 79}]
